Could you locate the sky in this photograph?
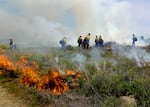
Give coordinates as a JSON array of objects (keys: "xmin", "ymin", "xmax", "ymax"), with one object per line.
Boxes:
[{"xmin": 0, "ymin": 0, "xmax": 150, "ymax": 48}]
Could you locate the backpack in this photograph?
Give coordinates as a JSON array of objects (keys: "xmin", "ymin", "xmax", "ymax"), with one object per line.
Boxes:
[
  {"xmin": 99, "ymin": 39, "xmax": 104, "ymax": 45},
  {"xmin": 59, "ymin": 40, "xmax": 63, "ymax": 45},
  {"xmin": 134, "ymin": 37, "xmax": 137, "ymax": 42}
]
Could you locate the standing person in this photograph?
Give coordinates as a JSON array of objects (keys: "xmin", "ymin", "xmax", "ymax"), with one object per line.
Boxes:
[
  {"xmin": 132, "ymin": 34, "xmax": 137, "ymax": 46},
  {"xmin": 83, "ymin": 33, "xmax": 91, "ymax": 49},
  {"xmin": 99, "ymin": 35, "xmax": 104, "ymax": 47},
  {"xmin": 85, "ymin": 33, "xmax": 91, "ymax": 49},
  {"xmin": 59, "ymin": 37, "xmax": 67, "ymax": 50},
  {"xmin": 95, "ymin": 35, "xmax": 99, "ymax": 48},
  {"xmin": 9, "ymin": 38, "xmax": 16, "ymax": 50},
  {"xmin": 77, "ymin": 36, "xmax": 83, "ymax": 47}
]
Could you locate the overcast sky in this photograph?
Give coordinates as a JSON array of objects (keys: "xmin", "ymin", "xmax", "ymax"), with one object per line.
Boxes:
[{"xmin": 0, "ymin": 0, "xmax": 149, "ymax": 47}]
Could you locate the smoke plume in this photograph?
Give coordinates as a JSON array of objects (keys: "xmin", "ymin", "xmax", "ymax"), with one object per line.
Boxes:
[{"xmin": 0, "ymin": 0, "xmax": 149, "ymax": 48}]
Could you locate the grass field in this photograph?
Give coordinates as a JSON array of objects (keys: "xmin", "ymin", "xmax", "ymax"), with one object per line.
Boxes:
[{"xmin": 0, "ymin": 43, "xmax": 150, "ymax": 107}]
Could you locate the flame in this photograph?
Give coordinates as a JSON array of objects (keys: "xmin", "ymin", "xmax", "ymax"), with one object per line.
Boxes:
[
  {"xmin": 17, "ymin": 56, "xmax": 39, "ymax": 71},
  {"xmin": 0, "ymin": 71, "xmax": 3, "ymax": 74},
  {"xmin": 38, "ymin": 70, "xmax": 69, "ymax": 95},
  {"xmin": 65, "ymin": 70, "xmax": 83, "ymax": 88},
  {"xmin": 0, "ymin": 54, "xmax": 86, "ymax": 95},
  {"xmin": 17, "ymin": 57, "xmax": 69, "ymax": 95},
  {"xmin": 66, "ymin": 70, "xmax": 76, "ymax": 76},
  {"xmin": 49, "ymin": 71, "xmax": 68, "ymax": 95},
  {"xmin": 0, "ymin": 55, "xmax": 16, "ymax": 73},
  {"xmin": 17, "ymin": 56, "xmax": 40, "ymax": 87},
  {"xmin": 19, "ymin": 67, "xmax": 41, "ymax": 87}
]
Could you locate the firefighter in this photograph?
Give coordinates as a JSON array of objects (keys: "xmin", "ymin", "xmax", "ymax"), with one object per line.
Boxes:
[
  {"xmin": 59, "ymin": 37, "xmax": 67, "ymax": 50},
  {"xmin": 9, "ymin": 38, "xmax": 16, "ymax": 50},
  {"xmin": 77, "ymin": 36, "xmax": 83, "ymax": 47},
  {"xmin": 83, "ymin": 33, "xmax": 91, "ymax": 49},
  {"xmin": 99, "ymin": 35, "xmax": 104, "ymax": 47},
  {"xmin": 95, "ymin": 35, "xmax": 99, "ymax": 48},
  {"xmin": 132, "ymin": 34, "xmax": 137, "ymax": 46}
]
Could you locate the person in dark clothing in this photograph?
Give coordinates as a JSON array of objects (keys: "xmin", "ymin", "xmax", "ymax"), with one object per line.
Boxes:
[
  {"xmin": 77, "ymin": 36, "xmax": 83, "ymax": 47},
  {"xmin": 9, "ymin": 38, "xmax": 16, "ymax": 50},
  {"xmin": 132, "ymin": 34, "xmax": 137, "ymax": 46},
  {"xmin": 83, "ymin": 33, "xmax": 91, "ymax": 49},
  {"xmin": 95, "ymin": 35, "xmax": 99, "ymax": 48},
  {"xmin": 99, "ymin": 35, "xmax": 104, "ymax": 47},
  {"xmin": 59, "ymin": 37, "xmax": 67, "ymax": 50}
]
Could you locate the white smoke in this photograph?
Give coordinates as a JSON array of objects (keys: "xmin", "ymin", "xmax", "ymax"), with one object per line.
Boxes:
[
  {"xmin": 124, "ymin": 47, "xmax": 150, "ymax": 66},
  {"xmin": 0, "ymin": 0, "xmax": 149, "ymax": 48},
  {"xmin": 111, "ymin": 43, "xmax": 150, "ymax": 66},
  {"xmin": 70, "ymin": 53, "xmax": 86, "ymax": 63}
]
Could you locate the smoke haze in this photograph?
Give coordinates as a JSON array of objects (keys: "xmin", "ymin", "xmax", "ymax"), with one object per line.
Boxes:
[{"xmin": 0, "ymin": 0, "xmax": 150, "ymax": 48}]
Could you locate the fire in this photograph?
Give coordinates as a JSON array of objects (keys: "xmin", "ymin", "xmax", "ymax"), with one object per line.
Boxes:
[
  {"xmin": 17, "ymin": 56, "xmax": 39, "ymax": 71},
  {"xmin": 65, "ymin": 70, "xmax": 83, "ymax": 88},
  {"xmin": 17, "ymin": 57, "xmax": 69, "ymax": 95},
  {"xmin": 0, "ymin": 71, "xmax": 3, "ymax": 74},
  {"xmin": 0, "ymin": 54, "xmax": 86, "ymax": 95},
  {"xmin": 38, "ymin": 70, "xmax": 69, "ymax": 95},
  {"xmin": 66, "ymin": 70, "xmax": 76, "ymax": 76},
  {"xmin": 49, "ymin": 71, "xmax": 68, "ymax": 95},
  {"xmin": 19, "ymin": 67, "xmax": 41, "ymax": 87},
  {"xmin": 0, "ymin": 55, "xmax": 16, "ymax": 73},
  {"xmin": 17, "ymin": 56, "xmax": 41, "ymax": 87}
]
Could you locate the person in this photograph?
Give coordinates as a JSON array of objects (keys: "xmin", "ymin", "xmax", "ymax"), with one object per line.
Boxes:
[
  {"xmin": 132, "ymin": 34, "xmax": 137, "ymax": 46},
  {"xmin": 99, "ymin": 35, "xmax": 104, "ymax": 47},
  {"xmin": 95, "ymin": 35, "xmax": 99, "ymax": 48},
  {"xmin": 77, "ymin": 36, "xmax": 83, "ymax": 47},
  {"xmin": 9, "ymin": 38, "xmax": 16, "ymax": 50},
  {"xmin": 83, "ymin": 33, "xmax": 91, "ymax": 49},
  {"xmin": 59, "ymin": 37, "xmax": 66, "ymax": 50}
]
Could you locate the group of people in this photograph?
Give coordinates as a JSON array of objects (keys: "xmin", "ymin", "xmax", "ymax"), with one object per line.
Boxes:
[
  {"xmin": 59, "ymin": 33, "xmax": 138, "ymax": 50},
  {"xmin": 77, "ymin": 33, "xmax": 91, "ymax": 49},
  {"xmin": 77, "ymin": 33, "xmax": 104, "ymax": 49},
  {"xmin": 94, "ymin": 35, "xmax": 104, "ymax": 48},
  {"xmin": 8, "ymin": 33, "xmax": 137, "ymax": 51},
  {"xmin": 59, "ymin": 33, "xmax": 104, "ymax": 50}
]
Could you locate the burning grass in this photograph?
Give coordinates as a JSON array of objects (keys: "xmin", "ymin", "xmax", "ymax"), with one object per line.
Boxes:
[
  {"xmin": 0, "ymin": 55, "xmax": 85, "ymax": 95},
  {"xmin": 0, "ymin": 55, "xmax": 16, "ymax": 73},
  {"xmin": 0, "ymin": 46, "xmax": 150, "ymax": 107}
]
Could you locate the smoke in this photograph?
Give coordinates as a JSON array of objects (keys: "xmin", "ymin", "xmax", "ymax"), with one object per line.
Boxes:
[
  {"xmin": 89, "ymin": 48, "xmax": 105, "ymax": 62},
  {"xmin": 124, "ymin": 47, "xmax": 150, "ymax": 66},
  {"xmin": 0, "ymin": 0, "xmax": 149, "ymax": 48},
  {"xmin": 111, "ymin": 43, "xmax": 150, "ymax": 66}
]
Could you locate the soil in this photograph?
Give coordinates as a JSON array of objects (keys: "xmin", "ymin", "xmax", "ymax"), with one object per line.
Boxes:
[{"xmin": 0, "ymin": 85, "xmax": 27, "ymax": 107}]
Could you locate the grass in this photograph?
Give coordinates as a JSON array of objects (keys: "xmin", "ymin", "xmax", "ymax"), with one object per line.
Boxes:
[{"xmin": 0, "ymin": 45, "xmax": 150, "ymax": 107}]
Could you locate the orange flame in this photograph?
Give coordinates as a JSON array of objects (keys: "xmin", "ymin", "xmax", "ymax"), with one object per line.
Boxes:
[
  {"xmin": 17, "ymin": 57, "xmax": 69, "ymax": 95},
  {"xmin": 0, "ymin": 55, "xmax": 16, "ymax": 73},
  {"xmin": 38, "ymin": 70, "xmax": 69, "ymax": 95},
  {"xmin": 19, "ymin": 67, "xmax": 41, "ymax": 87},
  {"xmin": 17, "ymin": 56, "xmax": 40, "ymax": 87},
  {"xmin": 17, "ymin": 56, "xmax": 39, "ymax": 71},
  {"xmin": 48, "ymin": 71, "xmax": 68, "ymax": 95},
  {"xmin": 0, "ymin": 54, "xmax": 86, "ymax": 95}
]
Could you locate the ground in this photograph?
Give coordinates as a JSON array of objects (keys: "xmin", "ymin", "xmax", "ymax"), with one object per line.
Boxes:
[{"xmin": 0, "ymin": 85, "xmax": 27, "ymax": 107}]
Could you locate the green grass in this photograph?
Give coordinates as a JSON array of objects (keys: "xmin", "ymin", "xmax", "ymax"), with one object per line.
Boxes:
[{"xmin": 0, "ymin": 46, "xmax": 150, "ymax": 107}]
